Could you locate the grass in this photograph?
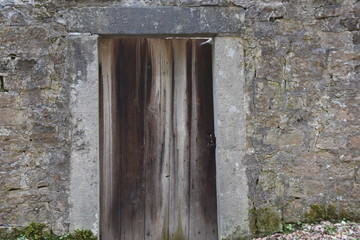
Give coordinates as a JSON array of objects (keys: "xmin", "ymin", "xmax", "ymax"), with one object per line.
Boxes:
[{"xmin": 0, "ymin": 222, "xmax": 97, "ymax": 240}]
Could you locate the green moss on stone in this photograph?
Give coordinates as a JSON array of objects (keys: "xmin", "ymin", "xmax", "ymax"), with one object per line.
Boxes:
[
  {"xmin": 340, "ymin": 208, "xmax": 360, "ymax": 222},
  {"xmin": 326, "ymin": 204, "xmax": 337, "ymax": 220},
  {"xmin": 305, "ymin": 204, "xmax": 326, "ymax": 222},
  {"xmin": 249, "ymin": 207, "xmax": 282, "ymax": 236},
  {"xmin": 249, "ymin": 208, "xmax": 257, "ymax": 234},
  {"xmin": 256, "ymin": 207, "xmax": 283, "ymax": 235},
  {"xmin": 304, "ymin": 203, "xmax": 360, "ymax": 223}
]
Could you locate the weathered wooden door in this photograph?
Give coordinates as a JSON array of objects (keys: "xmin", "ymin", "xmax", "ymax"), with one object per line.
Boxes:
[{"xmin": 99, "ymin": 38, "xmax": 217, "ymax": 240}]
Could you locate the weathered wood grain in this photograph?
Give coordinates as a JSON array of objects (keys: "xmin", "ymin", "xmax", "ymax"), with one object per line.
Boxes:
[
  {"xmin": 144, "ymin": 39, "xmax": 172, "ymax": 240},
  {"xmin": 99, "ymin": 38, "xmax": 217, "ymax": 240},
  {"xmin": 189, "ymin": 40, "xmax": 218, "ymax": 240},
  {"xmin": 99, "ymin": 38, "xmax": 119, "ymax": 240},
  {"xmin": 169, "ymin": 39, "xmax": 191, "ymax": 240},
  {"xmin": 116, "ymin": 38, "xmax": 146, "ymax": 240}
]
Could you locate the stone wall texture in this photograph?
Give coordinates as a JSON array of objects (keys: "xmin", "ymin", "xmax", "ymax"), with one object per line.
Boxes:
[{"xmin": 0, "ymin": 0, "xmax": 359, "ymax": 238}]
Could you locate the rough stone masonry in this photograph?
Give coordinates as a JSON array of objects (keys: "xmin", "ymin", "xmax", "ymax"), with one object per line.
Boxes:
[{"xmin": 0, "ymin": 0, "xmax": 359, "ymax": 239}]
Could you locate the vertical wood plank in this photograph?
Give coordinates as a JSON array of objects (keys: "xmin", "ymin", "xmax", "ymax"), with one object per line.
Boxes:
[
  {"xmin": 189, "ymin": 39, "xmax": 218, "ymax": 240},
  {"xmin": 116, "ymin": 38, "xmax": 146, "ymax": 240},
  {"xmin": 111, "ymin": 39, "xmax": 123, "ymax": 240},
  {"xmin": 99, "ymin": 38, "xmax": 120, "ymax": 240},
  {"xmin": 144, "ymin": 39, "xmax": 171, "ymax": 240},
  {"xmin": 169, "ymin": 39, "xmax": 190, "ymax": 240},
  {"xmin": 198, "ymin": 39, "xmax": 218, "ymax": 240}
]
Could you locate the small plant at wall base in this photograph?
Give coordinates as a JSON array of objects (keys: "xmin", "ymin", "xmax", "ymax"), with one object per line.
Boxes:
[
  {"xmin": 0, "ymin": 222, "xmax": 97, "ymax": 240},
  {"xmin": 282, "ymin": 221, "xmax": 305, "ymax": 233}
]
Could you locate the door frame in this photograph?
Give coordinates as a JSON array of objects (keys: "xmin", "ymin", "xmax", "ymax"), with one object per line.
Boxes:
[{"xmin": 65, "ymin": 6, "xmax": 250, "ymax": 240}]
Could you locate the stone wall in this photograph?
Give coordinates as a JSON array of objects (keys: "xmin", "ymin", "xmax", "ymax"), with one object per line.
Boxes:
[
  {"xmin": 0, "ymin": 0, "xmax": 359, "ymax": 238},
  {"xmin": 0, "ymin": 1, "xmax": 70, "ymax": 234},
  {"xmin": 241, "ymin": 0, "xmax": 360, "ymax": 235}
]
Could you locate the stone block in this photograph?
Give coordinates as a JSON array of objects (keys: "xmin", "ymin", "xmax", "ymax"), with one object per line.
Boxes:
[
  {"xmin": 0, "ymin": 26, "xmax": 50, "ymax": 54},
  {"xmin": 265, "ymin": 129, "xmax": 305, "ymax": 147},
  {"xmin": 282, "ymin": 199, "xmax": 305, "ymax": 223},
  {"xmin": 319, "ymin": 32, "xmax": 353, "ymax": 50},
  {"xmin": 287, "ymin": 57, "xmax": 325, "ymax": 86},
  {"xmin": 314, "ymin": 6, "xmax": 344, "ymax": 19},
  {"xmin": 304, "ymin": 180, "xmax": 325, "ymax": 195},
  {"xmin": 278, "ymin": 19, "xmax": 304, "ymax": 34},
  {"xmin": 285, "ymin": 95, "xmax": 305, "ymax": 110},
  {"xmin": 0, "ymin": 92, "xmax": 17, "ymax": 108},
  {"xmin": 335, "ymin": 109, "xmax": 355, "ymax": 122},
  {"xmin": 62, "ymin": 6, "xmax": 245, "ymax": 35},
  {"xmin": 286, "ymin": 162, "xmax": 321, "ymax": 177},
  {"xmin": 340, "ymin": 13, "xmax": 360, "ymax": 31},
  {"xmin": 0, "ymin": 109, "xmax": 27, "ymax": 126},
  {"xmin": 353, "ymin": 31, "xmax": 360, "ymax": 45},
  {"xmin": 316, "ymin": 136, "xmax": 346, "ymax": 150},
  {"xmin": 256, "ymin": 56, "xmax": 284, "ymax": 82},
  {"xmin": 327, "ymin": 163, "xmax": 356, "ymax": 180},
  {"xmin": 258, "ymin": 171, "xmax": 276, "ymax": 192},
  {"xmin": 349, "ymin": 136, "xmax": 360, "ymax": 148},
  {"xmin": 333, "ymin": 182, "xmax": 352, "ymax": 199},
  {"xmin": 18, "ymin": 90, "xmax": 48, "ymax": 107},
  {"xmin": 287, "ymin": 178, "xmax": 305, "ymax": 198},
  {"xmin": 352, "ymin": 183, "xmax": 360, "ymax": 199}
]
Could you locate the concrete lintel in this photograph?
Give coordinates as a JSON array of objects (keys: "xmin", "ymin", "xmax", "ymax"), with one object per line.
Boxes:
[
  {"xmin": 66, "ymin": 34, "xmax": 99, "ymax": 233},
  {"xmin": 213, "ymin": 37, "xmax": 250, "ymax": 239},
  {"xmin": 61, "ymin": 6, "xmax": 245, "ymax": 35}
]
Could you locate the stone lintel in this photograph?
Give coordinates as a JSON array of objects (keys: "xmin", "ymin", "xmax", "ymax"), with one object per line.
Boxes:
[{"xmin": 62, "ymin": 6, "xmax": 245, "ymax": 35}]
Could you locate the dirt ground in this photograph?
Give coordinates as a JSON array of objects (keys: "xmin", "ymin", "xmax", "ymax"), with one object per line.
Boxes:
[{"xmin": 253, "ymin": 220, "xmax": 360, "ymax": 240}]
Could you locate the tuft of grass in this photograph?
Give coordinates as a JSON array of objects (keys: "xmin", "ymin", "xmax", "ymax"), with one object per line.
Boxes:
[
  {"xmin": 0, "ymin": 222, "xmax": 97, "ymax": 240},
  {"xmin": 68, "ymin": 230, "xmax": 97, "ymax": 240}
]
